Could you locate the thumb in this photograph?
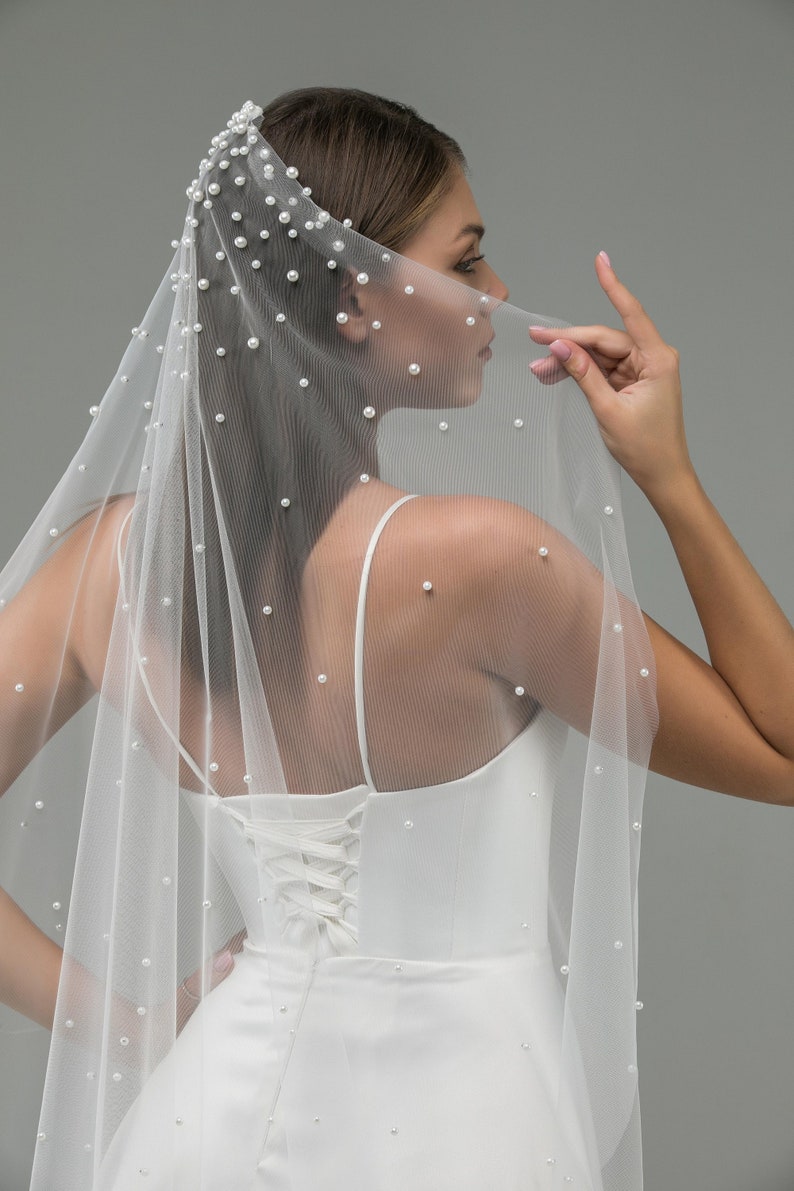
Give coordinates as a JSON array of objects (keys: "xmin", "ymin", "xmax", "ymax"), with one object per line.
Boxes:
[{"xmin": 549, "ymin": 339, "xmax": 614, "ymax": 418}]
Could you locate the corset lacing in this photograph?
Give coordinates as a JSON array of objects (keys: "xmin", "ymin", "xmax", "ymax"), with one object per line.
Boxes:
[{"xmin": 227, "ymin": 800, "xmax": 366, "ymax": 955}]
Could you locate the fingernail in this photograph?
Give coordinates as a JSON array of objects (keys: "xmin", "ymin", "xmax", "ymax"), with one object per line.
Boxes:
[
  {"xmin": 213, "ymin": 950, "xmax": 233, "ymax": 972},
  {"xmin": 549, "ymin": 340, "xmax": 572, "ymax": 363},
  {"xmin": 529, "ymin": 359, "xmax": 544, "ymax": 374},
  {"xmin": 528, "ymin": 325, "xmax": 545, "ymax": 332},
  {"xmin": 598, "ymin": 250, "xmax": 612, "ymax": 268}
]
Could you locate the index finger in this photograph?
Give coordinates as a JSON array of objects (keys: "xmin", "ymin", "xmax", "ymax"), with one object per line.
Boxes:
[{"xmin": 595, "ymin": 252, "xmax": 665, "ymax": 353}]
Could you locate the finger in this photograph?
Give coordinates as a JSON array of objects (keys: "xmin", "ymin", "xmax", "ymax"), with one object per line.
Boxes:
[
  {"xmin": 529, "ymin": 356, "xmax": 568, "ymax": 385},
  {"xmin": 593, "ymin": 253, "xmax": 665, "ymax": 353},
  {"xmin": 529, "ymin": 323, "xmax": 632, "ymax": 359},
  {"xmin": 548, "ymin": 338, "xmax": 619, "ymax": 418}
]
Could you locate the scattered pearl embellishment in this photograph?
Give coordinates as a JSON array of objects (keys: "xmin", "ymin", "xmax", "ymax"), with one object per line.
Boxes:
[
  {"xmin": 422, "ymin": 581, "xmax": 433, "ymax": 592},
  {"xmin": 538, "ymin": 546, "xmax": 548, "ymax": 557},
  {"xmin": 363, "ymin": 406, "xmax": 376, "ymax": 419},
  {"xmin": 408, "ymin": 363, "xmax": 421, "ymax": 376}
]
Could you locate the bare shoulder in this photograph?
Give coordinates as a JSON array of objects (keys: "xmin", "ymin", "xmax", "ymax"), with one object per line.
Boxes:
[{"xmin": 392, "ymin": 493, "xmax": 552, "ymax": 581}]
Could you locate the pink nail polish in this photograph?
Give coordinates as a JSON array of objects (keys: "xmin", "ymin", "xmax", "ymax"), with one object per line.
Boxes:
[
  {"xmin": 549, "ymin": 340, "xmax": 572, "ymax": 363},
  {"xmin": 598, "ymin": 250, "xmax": 612, "ymax": 268}
]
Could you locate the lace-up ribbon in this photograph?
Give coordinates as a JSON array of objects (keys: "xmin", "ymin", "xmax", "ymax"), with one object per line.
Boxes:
[{"xmin": 225, "ymin": 801, "xmax": 366, "ymax": 955}]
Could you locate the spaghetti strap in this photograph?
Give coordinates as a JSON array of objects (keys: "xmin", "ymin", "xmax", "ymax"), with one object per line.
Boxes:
[{"xmin": 354, "ymin": 493, "xmax": 419, "ymax": 791}]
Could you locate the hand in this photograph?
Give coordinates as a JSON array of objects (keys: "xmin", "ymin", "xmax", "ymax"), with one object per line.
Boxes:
[
  {"xmin": 177, "ymin": 930, "xmax": 245, "ymax": 1031},
  {"xmin": 528, "ymin": 253, "xmax": 694, "ymax": 501}
]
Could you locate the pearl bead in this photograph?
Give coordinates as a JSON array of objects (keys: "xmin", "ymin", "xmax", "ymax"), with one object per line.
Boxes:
[
  {"xmin": 363, "ymin": 406, "xmax": 375, "ymax": 419},
  {"xmin": 538, "ymin": 546, "xmax": 548, "ymax": 557},
  {"xmin": 65, "ymin": 1019, "xmax": 74, "ymax": 1029},
  {"xmin": 521, "ymin": 1041, "xmax": 531, "ymax": 1049},
  {"xmin": 357, "ymin": 272, "xmax": 369, "ymax": 285},
  {"xmin": 635, "ymin": 1000, "xmax": 644, "ymax": 1010},
  {"xmin": 231, "ymin": 211, "xmax": 242, "ymax": 222},
  {"xmin": 439, "ymin": 421, "xmax": 448, "ymax": 431},
  {"xmin": 280, "ymin": 497, "xmax": 291, "ymax": 508},
  {"xmin": 547, "ymin": 1157, "xmax": 556, "ymax": 1165},
  {"xmin": 176, "ymin": 1116, "xmax": 183, "ymax": 1125},
  {"xmin": 215, "ymin": 251, "xmax": 226, "ymax": 261},
  {"xmin": 216, "ymin": 347, "xmax": 226, "ymax": 357},
  {"xmin": 263, "ymin": 165, "xmax": 274, "ymax": 179},
  {"xmin": 49, "ymin": 528, "xmax": 59, "ymax": 538},
  {"xmin": 404, "ymin": 285, "xmax": 414, "ymax": 294},
  {"xmin": 234, "ymin": 176, "xmax": 245, "ymax": 186},
  {"xmin": 192, "ymin": 323, "xmax": 202, "ymax": 333},
  {"xmin": 141, "ymin": 958, "xmax": 151, "ymax": 967},
  {"xmin": 276, "ymin": 313, "xmax": 286, "ymax": 322},
  {"xmin": 215, "ymin": 413, "xmax": 225, "ymax": 423},
  {"xmin": 560, "ymin": 964, "xmax": 570, "ymax": 975},
  {"xmin": 248, "ymin": 337, "xmax": 259, "ymax": 349},
  {"xmin": 614, "ymin": 940, "xmax": 623, "ymax": 950},
  {"xmin": 640, "ymin": 667, "xmax": 649, "ymax": 678},
  {"xmin": 394, "ymin": 963, "xmax": 403, "ymax": 971},
  {"xmin": 286, "ymin": 165, "xmax": 299, "ymax": 179},
  {"xmin": 279, "ymin": 1004, "xmax": 288, "ymax": 1013},
  {"xmin": 422, "ymin": 581, "xmax": 433, "ymax": 591},
  {"xmin": 382, "ymin": 252, "xmax": 391, "ymax": 261},
  {"xmin": 202, "ymin": 899, "xmax": 212, "ymax": 909},
  {"xmin": 633, "ymin": 821, "xmax": 641, "ymax": 831},
  {"xmin": 360, "ymin": 474, "xmax": 370, "ymax": 484},
  {"xmin": 317, "ymin": 674, "xmax": 327, "ymax": 684},
  {"xmin": 336, "ymin": 312, "xmax": 349, "ymax": 324},
  {"xmin": 372, "ymin": 320, "xmax": 381, "ymax": 330},
  {"xmin": 243, "ymin": 774, "xmax": 252, "ymax": 784},
  {"xmin": 162, "ymin": 876, "xmax": 172, "ymax": 886},
  {"xmin": 287, "ymin": 270, "xmax": 299, "ymax": 282},
  {"xmin": 604, "ymin": 505, "xmax": 614, "ymax": 515},
  {"xmin": 593, "ymin": 765, "xmax": 604, "ymax": 775},
  {"xmin": 262, "ymin": 606, "xmax": 273, "ymax": 616},
  {"xmin": 260, "ymin": 229, "xmax": 270, "ymax": 240},
  {"xmin": 37, "ymin": 1132, "xmax": 46, "ymax": 1142},
  {"xmin": 628, "ymin": 1064, "xmax": 637, "ymax": 1074},
  {"xmin": 120, "ymin": 1035, "xmax": 129, "ymax": 1046},
  {"xmin": 515, "ymin": 686, "xmax": 525, "ymax": 696},
  {"xmin": 234, "ymin": 236, "xmax": 247, "ymax": 248},
  {"xmin": 198, "ymin": 278, "xmax": 209, "ymax": 290},
  {"xmin": 327, "ymin": 260, "xmax": 337, "ymax": 269},
  {"xmin": 404, "ymin": 819, "xmax": 414, "ymax": 829},
  {"xmin": 209, "ymin": 761, "xmax": 219, "ymax": 772},
  {"xmin": 408, "ymin": 363, "xmax": 421, "ymax": 376},
  {"xmin": 89, "ymin": 405, "xmax": 99, "ymax": 417},
  {"xmin": 299, "ymin": 378, "xmax": 309, "ymax": 388},
  {"xmin": 195, "ymin": 543, "xmax": 205, "ymax": 554},
  {"xmin": 251, "ymin": 259, "xmax": 261, "ymax": 269},
  {"xmin": 332, "ymin": 240, "xmax": 345, "ymax": 252},
  {"xmin": 343, "ymin": 219, "xmax": 353, "ymax": 228},
  {"xmin": 391, "ymin": 1126, "xmax": 399, "ymax": 1134},
  {"xmin": 613, "ymin": 622, "xmax": 622, "ymax": 633},
  {"xmin": 466, "ymin": 316, "xmax": 476, "ymax": 326},
  {"xmin": 53, "ymin": 901, "xmax": 61, "ymax": 910},
  {"xmin": 208, "ymin": 183, "xmax": 220, "ymax": 196},
  {"xmin": 513, "ymin": 418, "xmax": 524, "ymax": 428},
  {"xmin": 279, "ymin": 212, "xmax": 291, "ymax": 225},
  {"xmin": 14, "ymin": 683, "xmax": 24, "ymax": 693}
]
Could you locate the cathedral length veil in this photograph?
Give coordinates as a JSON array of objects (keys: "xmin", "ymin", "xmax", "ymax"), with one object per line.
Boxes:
[{"xmin": 0, "ymin": 101, "xmax": 656, "ymax": 1188}]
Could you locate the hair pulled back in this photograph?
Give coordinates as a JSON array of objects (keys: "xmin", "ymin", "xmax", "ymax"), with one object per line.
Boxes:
[{"xmin": 259, "ymin": 87, "xmax": 466, "ymax": 249}]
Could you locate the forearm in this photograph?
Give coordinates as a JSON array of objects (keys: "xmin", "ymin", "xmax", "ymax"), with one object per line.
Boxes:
[
  {"xmin": 0, "ymin": 886, "xmax": 62, "ymax": 1029},
  {"xmin": 647, "ymin": 468, "xmax": 794, "ymax": 760}
]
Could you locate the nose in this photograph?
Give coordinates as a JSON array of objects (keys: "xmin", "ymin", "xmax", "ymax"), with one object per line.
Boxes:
[{"xmin": 483, "ymin": 262, "xmax": 509, "ymax": 303}]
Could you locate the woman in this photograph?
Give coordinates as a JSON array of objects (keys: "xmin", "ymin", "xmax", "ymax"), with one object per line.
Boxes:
[{"xmin": 0, "ymin": 88, "xmax": 791, "ymax": 1190}]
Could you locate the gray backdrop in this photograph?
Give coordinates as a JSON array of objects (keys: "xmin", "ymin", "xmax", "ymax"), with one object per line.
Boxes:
[{"xmin": 1, "ymin": 0, "xmax": 792, "ymax": 1187}]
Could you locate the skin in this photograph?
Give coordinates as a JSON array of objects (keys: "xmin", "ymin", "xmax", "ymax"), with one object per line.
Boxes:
[{"xmin": 2, "ymin": 169, "xmax": 793, "ymax": 1031}]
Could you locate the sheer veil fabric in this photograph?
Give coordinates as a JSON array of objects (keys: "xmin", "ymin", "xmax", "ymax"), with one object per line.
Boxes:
[{"xmin": 0, "ymin": 101, "xmax": 656, "ymax": 1188}]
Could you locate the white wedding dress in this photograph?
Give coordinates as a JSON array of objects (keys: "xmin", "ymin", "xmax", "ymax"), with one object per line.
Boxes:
[{"xmin": 97, "ymin": 497, "xmax": 602, "ymax": 1190}]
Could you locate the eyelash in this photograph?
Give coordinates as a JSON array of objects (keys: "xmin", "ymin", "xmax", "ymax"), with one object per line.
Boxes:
[{"xmin": 455, "ymin": 253, "xmax": 485, "ymax": 275}]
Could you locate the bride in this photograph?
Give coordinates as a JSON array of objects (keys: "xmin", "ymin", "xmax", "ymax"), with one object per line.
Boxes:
[{"xmin": 1, "ymin": 88, "xmax": 792, "ymax": 1190}]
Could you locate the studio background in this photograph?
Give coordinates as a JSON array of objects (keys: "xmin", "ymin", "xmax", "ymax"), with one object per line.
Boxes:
[{"xmin": 0, "ymin": 0, "xmax": 792, "ymax": 1187}]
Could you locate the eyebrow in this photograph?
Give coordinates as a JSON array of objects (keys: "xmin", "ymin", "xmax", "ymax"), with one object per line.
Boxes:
[{"xmin": 453, "ymin": 222, "xmax": 485, "ymax": 242}]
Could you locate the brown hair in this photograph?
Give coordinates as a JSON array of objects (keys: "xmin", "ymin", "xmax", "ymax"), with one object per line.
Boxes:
[{"xmin": 259, "ymin": 87, "xmax": 466, "ymax": 250}]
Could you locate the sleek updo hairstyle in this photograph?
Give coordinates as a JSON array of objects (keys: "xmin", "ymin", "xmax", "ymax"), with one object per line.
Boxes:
[{"xmin": 259, "ymin": 87, "xmax": 466, "ymax": 250}]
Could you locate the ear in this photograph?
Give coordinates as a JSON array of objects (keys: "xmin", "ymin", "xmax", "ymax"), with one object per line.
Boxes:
[{"xmin": 335, "ymin": 267, "xmax": 373, "ymax": 345}]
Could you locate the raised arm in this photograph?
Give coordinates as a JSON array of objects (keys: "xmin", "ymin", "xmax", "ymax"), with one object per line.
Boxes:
[{"xmin": 523, "ymin": 254, "xmax": 794, "ymax": 804}]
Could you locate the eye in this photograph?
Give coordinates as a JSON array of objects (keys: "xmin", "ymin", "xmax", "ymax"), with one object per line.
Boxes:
[{"xmin": 455, "ymin": 253, "xmax": 485, "ymax": 275}]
